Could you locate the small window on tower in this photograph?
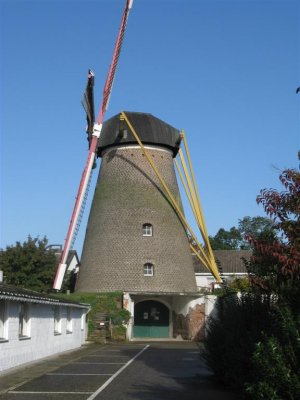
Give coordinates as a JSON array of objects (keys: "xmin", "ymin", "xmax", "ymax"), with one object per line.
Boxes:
[
  {"xmin": 143, "ymin": 263, "xmax": 154, "ymax": 276},
  {"xmin": 142, "ymin": 223, "xmax": 153, "ymax": 237}
]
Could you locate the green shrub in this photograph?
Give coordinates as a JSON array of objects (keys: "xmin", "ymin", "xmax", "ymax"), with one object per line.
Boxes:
[
  {"xmin": 112, "ymin": 325, "xmax": 127, "ymax": 340},
  {"xmin": 203, "ymin": 293, "xmax": 273, "ymax": 389},
  {"xmin": 246, "ymin": 381, "xmax": 281, "ymax": 400},
  {"xmin": 110, "ymin": 308, "xmax": 131, "ymax": 325},
  {"xmin": 228, "ymin": 277, "xmax": 251, "ymax": 292},
  {"xmin": 204, "ymin": 294, "xmax": 300, "ymax": 399},
  {"xmin": 245, "ymin": 307, "xmax": 300, "ymax": 400}
]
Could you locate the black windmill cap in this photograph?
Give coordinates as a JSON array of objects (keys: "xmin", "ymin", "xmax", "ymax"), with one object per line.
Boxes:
[{"xmin": 97, "ymin": 112, "xmax": 181, "ymax": 157}]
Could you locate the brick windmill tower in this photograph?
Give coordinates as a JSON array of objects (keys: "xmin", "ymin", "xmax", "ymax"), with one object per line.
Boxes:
[
  {"xmin": 53, "ymin": 1, "xmax": 221, "ymax": 339},
  {"xmin": 76, "ymin": 111, "xmax": 201, "ymax": 339},
  {"xmin": 76, "ymin": 111, "xmax": 197, "ymax": 295}
]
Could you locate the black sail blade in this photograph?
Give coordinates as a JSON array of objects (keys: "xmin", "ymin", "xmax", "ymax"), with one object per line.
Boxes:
[{"xmin": 81, "ymin": 69, "xmax": 95, "ymax": 145}]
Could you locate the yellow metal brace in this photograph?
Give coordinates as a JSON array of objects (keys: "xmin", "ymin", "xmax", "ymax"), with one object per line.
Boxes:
[
  {"xmin": 120, "ymin": 111, "xmax": 222, "ymax": 283},
  {"xmin": 176, "ymin": 131, "xmax": 220, "ymax": 281},
  {"xmin": 174, "ymin": 158, "xmax": 217, "ymax": 270},
  {"xmin": 178, "ymin": 148, "xmax": 206, "ymax": 236},
  {"xmin": 174, "ymin": 159, "xmax": 197, "ymax": 218}
]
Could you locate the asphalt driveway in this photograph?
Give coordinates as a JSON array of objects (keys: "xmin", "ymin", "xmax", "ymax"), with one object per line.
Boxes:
[{"xmin": 0, "ymin": 342, "xmax": 239, "ymax": 400}]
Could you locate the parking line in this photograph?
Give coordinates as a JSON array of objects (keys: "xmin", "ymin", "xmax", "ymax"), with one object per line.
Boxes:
[{"xmin": 86, "ymin": 344, "xmax": 150, "ymax": 400}]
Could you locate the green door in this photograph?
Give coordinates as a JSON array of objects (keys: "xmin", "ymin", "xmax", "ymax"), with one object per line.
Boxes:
[{"xmin": 133, "ymin": 300, "xmax": 169, "ymax": 338}]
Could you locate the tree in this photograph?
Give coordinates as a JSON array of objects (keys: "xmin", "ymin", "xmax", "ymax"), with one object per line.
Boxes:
[
  {"xmin": 204, "ymin": 156, "xmax": 300, "ymax": 400},
  {"xmin": 246, "ymin": 166, "xmax": 300, "ymax": 298},
  {"xmin": 208, "ymin": 227, "xmax": 242, "ymax": 250},
  {"xmin": 61, "ymin": 269, "xmax": 78, "ymax": 293},
  {"xmin": 238, "ymin": 216, "xmax": 275, "ymax": 242},
  {"xmin": 0, "ymin": 236, "xmax": 57, "ymax": 292},
  {"xmin": 209, "ymin": 216, "xmax": 275, "ymax": 250}
]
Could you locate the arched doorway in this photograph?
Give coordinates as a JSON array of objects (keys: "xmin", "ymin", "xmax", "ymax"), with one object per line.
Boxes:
[{"xmin": 133, "ymin": 300, "xmax": 170, "ymax": 338}]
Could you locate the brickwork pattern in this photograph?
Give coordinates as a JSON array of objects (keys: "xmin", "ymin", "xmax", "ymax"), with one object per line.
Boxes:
[
  {"xmin": 173, "ymin": 304, "xmax": 206, "ymax": 341},
  {"xmin": 77, "ymin": 145, "xmax": 197, "ymax": 293}
]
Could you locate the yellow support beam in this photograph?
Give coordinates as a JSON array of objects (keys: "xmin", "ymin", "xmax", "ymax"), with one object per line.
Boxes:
[
  {"xmin": 181, "ymin": 130, "xmax": 207, "ymax": 235},
  {"xmin": 174, "ymin": 159, "xmax": 196, "ymax": 217},
  {"xmin": 182, "ymin": 133, "xmax": 218, "ymax": 264},
  {"xmin": 178, "ymin": 148, "xmax": 206, "ymax": 236},
  {"xmin": 175, "ymin": 158, "xmax": 218, "ymax": 274},
  {"xmin": 120, "ymin": 111, "xmax": 222, "ymax": 282},
  {"xmin": 190, "ymin": 243, "xmax": 210, "ymax": 269},
  {"xmin": 177, "ymin": 131, "xmax": 220, "ymax": 281}
]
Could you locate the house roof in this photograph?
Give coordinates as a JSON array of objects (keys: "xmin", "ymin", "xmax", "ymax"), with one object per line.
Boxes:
[
  {"xmin": 0, "ymin": 284, "xmax": 89, "ymax": 309},
  {"xmin": 66, "ymin": 250, "xmax": 79, "ymax": 267},
  {"xmin": 194, "ymin": 250, "xmax": 251, "ymax": 274},
  {"xmin": 51, "ymin": 248, "xmax": 79, "ymax": 267},
  {"xmin": 97, "ymin": 112, "xmax": 181, "ymax": 157}
]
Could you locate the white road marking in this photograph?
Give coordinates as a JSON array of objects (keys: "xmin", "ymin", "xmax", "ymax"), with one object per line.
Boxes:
[
  {"xmin": 5, "ymin": 381, "xmax": 28, "ymax": 393},
  {"xmin": 86, "ymin": 344, "xmax": 150, "ymax": 400}
]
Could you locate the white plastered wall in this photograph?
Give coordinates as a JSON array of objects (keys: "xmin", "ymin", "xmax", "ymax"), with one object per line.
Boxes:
[{"xmin": 0, "ymin": 300, "xmax": 88, "ymax": 372}]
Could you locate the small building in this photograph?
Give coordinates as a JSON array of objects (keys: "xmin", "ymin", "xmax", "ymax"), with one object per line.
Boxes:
[
  {"xmin": 123, "ymin": 292, "xmax": 211, "ymax": 341},
  {"xmin": 194, "ymin": 250, "xmax": 251, "ymax": 290},
  {"xmin": 0, "ymin": 284, "xmax": 89, "ymax": 372}
]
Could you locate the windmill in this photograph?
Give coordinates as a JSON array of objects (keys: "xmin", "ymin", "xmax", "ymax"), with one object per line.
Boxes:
[
  {"xmin": 75, "ymin": 109, "xmax": 222, "ymax": 339},
  {"xmin": 76, "ymin": 111, "xmax": 199, "ymax": 293},
  {"xmin": 53, "ymin": 0, "xmax": 221, "ymax": 339}
]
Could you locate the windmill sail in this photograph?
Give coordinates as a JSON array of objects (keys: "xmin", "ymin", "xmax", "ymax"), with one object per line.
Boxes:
[{"xmin": 81, "ymin": 69, "xmax": 95, "ymax": 145}]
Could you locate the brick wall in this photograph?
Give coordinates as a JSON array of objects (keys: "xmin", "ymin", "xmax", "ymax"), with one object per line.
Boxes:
[
  {"xmin": 77, "ymin": 145, "xmax": 197, "ymax": 293},
  {"xmin": 173, "ymin": 300, "xmax": 206, "ymax": 340}
]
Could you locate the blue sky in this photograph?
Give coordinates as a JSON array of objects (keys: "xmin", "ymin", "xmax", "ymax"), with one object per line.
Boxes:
[{"xmin": 0, "ymin": 0, "xmax": 299, "ymax": 255}]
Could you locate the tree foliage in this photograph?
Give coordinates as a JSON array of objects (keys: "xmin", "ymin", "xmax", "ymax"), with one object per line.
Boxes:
[
  {"xmin": 208, "ymin": 227, "xmax": 242, "ymax": 250},
  {"xmin": 246, "ymin": 167, "xmax": 300, "ymax": 299},
  {"xmin": 208, "ymin": 216, "xmax": 275, "ymax": 250},
  {"xmin": 204, "ymin": 157, "xmax": 300, "ymax": 400},
  {"xmin": 204, "ymin": 294, "xmax": 274, "ymax": 389},
  {"xmin": 227, "ymin": 276, "xmax": 251, "ymax": 292},
  {"xmin": 245, "ymin": 306, "xmax": 300, "ymax": 400},
  {"xmin": 0, "ymin": 236, "xmax": 57, "ymax": 292},
  {"xmin": 238, "ymin": 216, "xmax": 275, "ymax": 241}
]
